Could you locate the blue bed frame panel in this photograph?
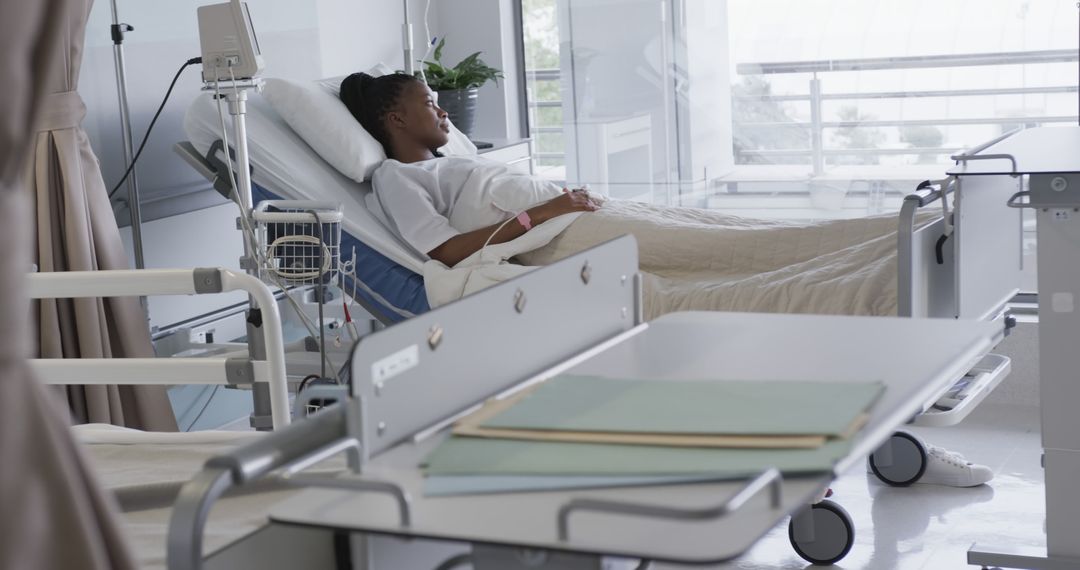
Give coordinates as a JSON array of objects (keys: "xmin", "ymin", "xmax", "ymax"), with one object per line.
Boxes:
[{"xmin": 251, "ymin": 185, "xmax": 430, "ymax": 323}]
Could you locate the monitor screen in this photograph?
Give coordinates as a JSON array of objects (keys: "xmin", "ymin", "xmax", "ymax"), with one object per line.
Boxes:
[{"xmin": 242, "ymin": 2, "xmax": 261, "ymax": 55}]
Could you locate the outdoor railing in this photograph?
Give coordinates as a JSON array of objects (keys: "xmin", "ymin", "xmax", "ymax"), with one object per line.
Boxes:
[
  {"xmin": 735, "ymin": 49, "xmax": 1079, "ymax": 175},
  {"xmin": 525, "ymin": 48, "xmax": 1079, "ymax": 175}
]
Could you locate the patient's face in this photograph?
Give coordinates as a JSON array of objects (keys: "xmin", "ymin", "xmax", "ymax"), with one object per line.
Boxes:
[{"xmin": 394, "ymin": 81, "xmax": 451, "ymax": 151}]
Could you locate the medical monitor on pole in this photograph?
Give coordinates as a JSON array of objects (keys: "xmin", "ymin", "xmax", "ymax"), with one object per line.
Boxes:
[{"xmin": 197, "ymin": 0, "xmax": 265, "ymax": 82}]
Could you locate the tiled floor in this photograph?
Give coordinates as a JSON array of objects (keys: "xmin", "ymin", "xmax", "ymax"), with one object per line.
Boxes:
[{"xmin": 651, "ymin": 402, "xmax": 1046, "ymax": 570}]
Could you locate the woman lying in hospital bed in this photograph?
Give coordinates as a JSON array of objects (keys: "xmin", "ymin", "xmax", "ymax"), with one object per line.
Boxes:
[
  {"xmin": 349, "ymin": 72, "xmax": 903, "ymax": 320},
  {"xmin": 341, "ymin": 71, "xmax": 992, "ymax": 488}
]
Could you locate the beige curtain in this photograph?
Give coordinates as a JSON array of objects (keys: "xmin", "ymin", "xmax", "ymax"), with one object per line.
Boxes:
[
  {"xmin": 0, "ymin": 0, "xmax": 138, "ymax": 568},
  {"xmin": 31, "ymin": 0, "xmax": 177, "ymax": 430}
]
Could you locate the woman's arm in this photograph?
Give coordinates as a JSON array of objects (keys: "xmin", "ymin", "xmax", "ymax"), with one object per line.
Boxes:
[{"xmin": 428, "ymin": 190, "xmax": 600, "ymax": 267}]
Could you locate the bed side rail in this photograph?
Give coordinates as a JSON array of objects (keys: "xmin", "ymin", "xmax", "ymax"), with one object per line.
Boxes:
[
  {"xmin": 897, "ymin": 181, "xmax": 955, "ymax": 318},
  {"xmin": 953, "ymin": 175, "xmax": 1023, "ymax": 321},
  {"xmin": 349, "ymin": 236, "xmax": 643, "ymax": 464},
  {"xmin": 903, "ymin": 180, "xmax": 948, "ymax": 208},
  {"xmin": 898, "ymin": 175, "xmax": 1022, "ymax": 322},
  {"xmin": 166, "ymin": 403, "xmax": 409, "ymax": 570},
  {"xmin": 29, "ymin": 267, "xmax": 291, "ymax": 429}
]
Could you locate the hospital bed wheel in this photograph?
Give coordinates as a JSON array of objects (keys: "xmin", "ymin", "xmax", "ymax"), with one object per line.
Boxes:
[
  {"xmin": 787, "ymin": 499, "xmax": 855, "ymax": 565},
  {"xmin": 869, "ymin": 431, "xmax": 927, "ymax": 487}
]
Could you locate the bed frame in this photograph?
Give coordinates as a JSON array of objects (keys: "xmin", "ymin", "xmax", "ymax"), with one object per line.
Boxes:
[{"xmin": 29, "ymin": 267, "xmax": 293, "ymax": 429}]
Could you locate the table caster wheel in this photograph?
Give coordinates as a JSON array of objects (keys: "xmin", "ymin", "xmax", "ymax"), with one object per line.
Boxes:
[
  {"xmin": 870, "ymin": 431, "xmax": 927, "ymax": 487},
  {"xmin": 788, "ymin": 499, "xmax": 855, "ymax": 565}
]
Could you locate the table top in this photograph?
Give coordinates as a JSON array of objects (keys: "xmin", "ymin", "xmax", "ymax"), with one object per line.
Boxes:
[
  {"xmin": 269, "ymin": 311, "xmax": 997, "ymax": 564},
  {"xmin": 948, "ymin": 126, "xmax": 1080, "ymax": 176}
]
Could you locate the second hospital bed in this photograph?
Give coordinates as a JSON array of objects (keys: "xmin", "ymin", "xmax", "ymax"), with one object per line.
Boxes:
[{"xmin": 175, "ymin": 77, "xmax": 1020, "ymax": 467}]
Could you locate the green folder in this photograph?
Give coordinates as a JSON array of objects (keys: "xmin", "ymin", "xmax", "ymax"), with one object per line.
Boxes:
[
  {"xmin": 480, "ymin": 375, "xmax": 884, "ymax": 437},
  {"xmin": 423, "ymin": 436, "xmax": 852, "ymax": 477}
]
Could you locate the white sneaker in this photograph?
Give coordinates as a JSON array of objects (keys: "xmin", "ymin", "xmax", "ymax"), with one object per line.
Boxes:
[{"xmin": 917, "ymin": 444, "xmax": 993, "ymax": 487}]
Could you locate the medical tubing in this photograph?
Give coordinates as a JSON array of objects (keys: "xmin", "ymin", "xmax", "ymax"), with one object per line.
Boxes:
[
  {"xmin": 478, "ymin": 197, "xmax": 553, "ymax": 255},
  {"xmin": 481, "ymin": 214, "xmax": 521, "ymax": 252},
  {"xmin": 184, "ymin": 385, "xmax": 220, "ymax": 432},
  {"xmin": 341, "ymin": 299, "xmax": 358, "ymax": 343},
  {"xmin": 478, "ymin": 190, "xmax": 586, "ymax": 256},
  {"xmin": 211, "ymin": 73, "xmax": 339, "ymax": 382},
  {"xmin": 418, "ymin": 0, "xmax": 434, "ymax": 83},
  {"xmin": 475, "ymin": 191, "xmax": 574, "ymax": 253},
  {"xmin": 108, "ymin": 57, "xmax": 202, "ymax": 199},
  {"xmin": 308, "ymin": 209, "xmax": 328, "ymax": 382}
]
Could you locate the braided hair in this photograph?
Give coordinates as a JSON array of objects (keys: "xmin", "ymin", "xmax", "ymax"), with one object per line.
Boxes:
[{"xmin": 339, "ymin": 72, "xmax": 423, "ymax": 159}]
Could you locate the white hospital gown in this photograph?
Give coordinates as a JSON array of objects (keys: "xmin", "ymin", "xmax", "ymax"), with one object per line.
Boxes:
[{"xmin": 370, "ymin": 155, "xmax": 562, "ymax": 258}]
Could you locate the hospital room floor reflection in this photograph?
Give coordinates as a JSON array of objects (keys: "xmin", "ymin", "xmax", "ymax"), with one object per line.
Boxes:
[{"xmin": 651, "ymin": 401, "xmax": 1044, "ymax": 570}]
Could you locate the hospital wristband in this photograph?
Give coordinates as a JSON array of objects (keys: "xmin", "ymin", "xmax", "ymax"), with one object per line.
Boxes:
[{"xmin": 516, "ymin": 211, "xmax": 533, "ymax": 231}]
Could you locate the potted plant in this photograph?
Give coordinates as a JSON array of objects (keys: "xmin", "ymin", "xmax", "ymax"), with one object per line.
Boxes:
[{"xmin": 421, "ymin": 38, "xmax": 503, "ymax": 139}]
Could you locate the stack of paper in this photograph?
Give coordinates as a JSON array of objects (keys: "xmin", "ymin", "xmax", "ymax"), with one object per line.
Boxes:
[{"xmin": 422, "ymin": 375, "xmax": 883, "ymax": 495}]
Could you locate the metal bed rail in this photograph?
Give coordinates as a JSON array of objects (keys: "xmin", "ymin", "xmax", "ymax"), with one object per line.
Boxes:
[
  {"xmin": 895, "ymin": 174, "xmax": 1018, "ymax": 427},
  {"xmin": 165, "ymin": 403, "xmax": 407, "ymax": 570},
  {"xmin": 896, "ymin": 179, "xmax": 954, "ymax": 319},
  {"xmin": 28, "ymin": 267, "xmax": 292, "ymax": 429}
]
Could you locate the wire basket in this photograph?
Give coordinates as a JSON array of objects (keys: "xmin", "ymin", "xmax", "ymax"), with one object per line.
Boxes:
[{"xmin": 252, "ymin": 200, "xmax": 343, "ymax": 286}]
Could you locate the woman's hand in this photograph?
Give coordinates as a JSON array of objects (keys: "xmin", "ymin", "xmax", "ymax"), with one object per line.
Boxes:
[{"xmin": 529, "ymin": 188, "xmax": 601, "ymax": 225}]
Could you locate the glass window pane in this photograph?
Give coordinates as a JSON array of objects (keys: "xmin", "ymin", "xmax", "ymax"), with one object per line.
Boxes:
[{"xmin": 520, "ymin": 0, "xmax": 1076, "ymax": 290}]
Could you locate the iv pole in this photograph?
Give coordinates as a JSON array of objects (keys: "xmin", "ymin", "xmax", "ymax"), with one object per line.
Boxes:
[
  {"xmin": 403, "ymin": 0, "xmax": 415, "ymax": 75},
  {"xmin": 109, "ymin": 0, "xmax": 147, "ymax": 273}
]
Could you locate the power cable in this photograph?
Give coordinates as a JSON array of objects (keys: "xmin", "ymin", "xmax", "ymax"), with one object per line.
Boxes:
[{"xmin": 108, "ymin": 56, "xmax": 202, "ymax": 199}]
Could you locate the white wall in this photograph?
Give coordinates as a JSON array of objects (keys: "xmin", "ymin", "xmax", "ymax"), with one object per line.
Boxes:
[
  {"xmin": 117, "ymin": 203, "xmax": 247, "ymax": 329},
  {"xmin": 82, "ymin": 0, "xmax": 321, "ymax": 220},
  {"xmin": 317, "ymin": 0, "xmax": 410, "ymax": 77}
]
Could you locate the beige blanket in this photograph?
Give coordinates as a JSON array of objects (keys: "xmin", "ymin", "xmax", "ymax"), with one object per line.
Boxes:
[
  {"xmin": 79, "ymin": 429, "xmax": 347, "ymax": 570},
  {"xmin": 517, "ymin": 200, "xmax": 905, "ymax": 321}
]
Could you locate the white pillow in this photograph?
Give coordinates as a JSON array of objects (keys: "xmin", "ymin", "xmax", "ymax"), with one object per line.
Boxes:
[
  {"xmin": 318, "ymin": 65, "xmax": 477, "ymax": 155},
  {"xmin": 261, "ymin": 77, "xmax": 384, "ymax": 182},
  {"xmin": 315, "ymin": 62, "xmax": 396, "ymax": 95},
  {"xmin": 263, "ymin": 72, "xmax": 478, "ymax": 183}
]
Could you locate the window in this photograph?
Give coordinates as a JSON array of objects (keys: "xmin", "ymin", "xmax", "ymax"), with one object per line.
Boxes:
[
  {"xmin": 522, "ymin": 0, "xmax": 566, "ymax": 179},
  {"xmin": 520, "ymin": 0, "xmax": 1077, "ymax": 212},
  {"xmin": 520, "ymin": 0, "xmax": 1078, "ymax": 292}
]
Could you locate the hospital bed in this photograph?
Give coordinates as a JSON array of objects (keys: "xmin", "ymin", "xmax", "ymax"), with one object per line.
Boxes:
[
  {"xmin": 163, "ymin": 236, "xmax": 1002, "ymax": 569},
  {"xmin": 174, "ymin": 82, "xmax": 1020, "ymax": 483},
  {"xmin": 179, "ymin": 90, "xmax": 431, "ymax": 324},
  {"xmin": 29, "ymin": 267, "xmax": 293, "ymax": 429}
]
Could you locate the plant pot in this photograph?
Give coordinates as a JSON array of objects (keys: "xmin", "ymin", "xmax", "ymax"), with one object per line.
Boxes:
[{"xmin": 436, "ymin": 87, "xmax": 479, "ymax": 139}]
